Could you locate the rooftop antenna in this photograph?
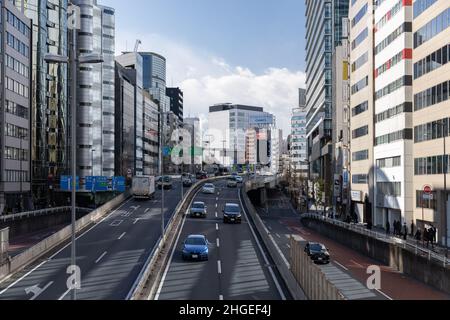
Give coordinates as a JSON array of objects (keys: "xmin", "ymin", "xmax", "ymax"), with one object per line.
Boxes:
[{"xmin": 134, "ymin": 39, "xmax": 142, "ymax": 52}]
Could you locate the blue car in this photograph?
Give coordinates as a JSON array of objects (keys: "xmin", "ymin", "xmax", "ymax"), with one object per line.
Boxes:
[{"xmin": 182, "ymin": 235, "xmax": 209, "ymax": 261}]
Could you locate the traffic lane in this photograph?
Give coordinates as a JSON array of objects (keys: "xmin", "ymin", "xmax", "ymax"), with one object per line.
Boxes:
[
  {"xmin": 0, "ymin": 184, "xmax": 183, "ymax": 300},
  {"xmin": 219, "ymin": 185, "xmax": 284, "ymax": 300},
  {"xmin": 266, "ymin": 211, "xmax": 450, "ymax": 300},
  {"xmin": 157, "ymin": 196, "xmax": 220, "ymax": 300}
]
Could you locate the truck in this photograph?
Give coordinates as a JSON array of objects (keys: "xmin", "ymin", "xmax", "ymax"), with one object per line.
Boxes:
[{"xmin": 131, "ymin": 176, "xmax": 155, "ymax": 199}]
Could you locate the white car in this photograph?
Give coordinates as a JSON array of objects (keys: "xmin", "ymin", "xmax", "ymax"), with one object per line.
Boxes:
[{"xmin": 202, "ymin": 183, "xmax": 216, "ymax": 194}]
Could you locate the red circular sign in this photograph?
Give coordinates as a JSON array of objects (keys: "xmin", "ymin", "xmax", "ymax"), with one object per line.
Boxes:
[{"xmin": 423, "ymin": 185, "xmax": 432, "ymax": 194}]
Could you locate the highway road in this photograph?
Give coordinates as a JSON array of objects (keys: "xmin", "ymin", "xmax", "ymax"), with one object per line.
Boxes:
[
  {"xmin": 155, "ymin": 180, "xmax": 288, "ymax": 300},
  {"xmin": 258, "ymin": 189, "xmax": 450, "ymax": 300},
  {"xmin": 0, "ymin": 181, "xmax": 184, "ymax": 300}
]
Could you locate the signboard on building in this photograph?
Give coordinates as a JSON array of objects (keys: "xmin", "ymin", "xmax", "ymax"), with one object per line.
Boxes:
[
  {"xmin": 351, "ymin": 190, "xmax": 362, "ymax": 202},
  {"xmin": 249, "ymin": 115, "xmax": 273, "ymax": 125},
  {"xmin": 343, "ymin": 170, "xmax": 349, "ymax": 188}
]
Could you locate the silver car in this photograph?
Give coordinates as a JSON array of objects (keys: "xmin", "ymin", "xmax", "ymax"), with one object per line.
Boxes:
[
  {"xmin": 202, "ymin": 183, "xmax": 216, "ymax": 194},
  {"xmin": 190, "ymin": 202, "xmax": 207, "ymax": 218}
]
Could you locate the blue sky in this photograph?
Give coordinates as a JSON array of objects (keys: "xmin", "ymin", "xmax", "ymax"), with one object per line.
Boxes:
[
  {"xmin": 102, "ymin": 0, "xmax": 306, "ymax": 72},
  {"xmin": 102, "ymin": 0, "xmax": 307, "ymax": 135}
]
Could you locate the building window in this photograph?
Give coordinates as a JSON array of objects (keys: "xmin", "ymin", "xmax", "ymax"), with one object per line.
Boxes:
[
  {"xmin": 352, "ymin": 3, "xmax": 367, "ymax": 27},
  {"xmin": 352, "ymin": 125, "xmax": 369, "ymax": 139},
  {"xmin": 414, "ymin": 118, "xmax": 450, "ymax": 143},
  {"xmin": 352, "ymin": 150, "xmax": 369, "ymax": 162},
  {"xmin": 377, "ymin": 156, "xmax": 401, "ymax": 168},
  {"xmin": 375, "ymin": 23, "xmax": 412, "ymax": 55},
  {"xmin": 414, "ymin": 80, "xmax": 450, "ymax": 112},
  {"xmin": 375, "ymin": 102, "xmax": 412, "ymax": 123},
  {"xmin": 352, "ymin": 52, "xmax": 368, "ymax": 73},
  {"xmin": 414, "ymin": 8, "xmax": 450, "ymax": 49},
  {"xmin": 375, "ymin": 0, "xmax": 403, "ymax": 32},
  {"xmin": 352, "ymin": 174, "xmax": 368, "ymax": 184},
  {"xmin": 414, "ymin": 44, "xmax": 449, "ymax": 79},
  {"xmin": 414, "ymin": 0, "xmax": 437, "ymax": 19},
  {"xmin": 378, "ymin": 182, "xmax": 401, "ymax": 197},
  {"xmin": 375, "ymin": 76, "xmax": 412, "ymax": 100},
  {"xmin": 414, "ymin": 155, "xmax": 450, "ymax": 175},
  {"xmin": 375, "ymin": 129, "xmax": 413, "ymax": 146},
  {"xmin": 351, "ymin": 76, "xmax": 368, "ymax": 95},
  {"xmin": 375, "ymin": 50, "xmax": 411, "ymax": 78},
  {"xmin": 351, "ymin": 28, "xmax": 368, "ymax": 50},
  {"xmin": 352, "ymin": 101, "xmax": 368, "ymax": 117}
]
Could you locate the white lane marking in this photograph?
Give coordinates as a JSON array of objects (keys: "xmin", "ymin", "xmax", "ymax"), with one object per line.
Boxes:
[
  {"xmin": 0, "ymin": 197, "xmax": 134, "ymax": 295},
  {"xmin": 267, "ymin": 226, "xmax": 273, "ymax": 231},
  {"xmin": 110, "ymin": 220, "xmax": 123, "ymax": 226},
  {"xmin": 118, "ymin": 232, "xmax": 126, "ymax": 240},
  {"xmin": 216, "ymin": 238, "xmax": 220, "ymax": 248},
  {"xmin": 27, "ymin": 281, "xmax": 53, "ymax": 300},
  {"xmin": 238, "ymin": 191, "xmax": 286, "ymax": 301},
  {"xmin": 376, "ymin": 289, "xmax": 394, "ymax": 300},
  {"xmin": 215, "ymin": 203, "xmax": 218, "ymax": 208},
  {"xmin": 215, "ymin": 212, "xmax": 218, "ymax": 218},
  {"xmin": 334, "ymin": 261, "xmax": 349, "ymax": 271},
  {"xmin": 133, "ymin": 218, "xmax": 140, "ymax": 225},
  {"xmin": 275, "ymin": 233, "xmax": 281, "ymax": 239},
  {"xmin": 144, "ymin": 208, "xmax": 150, "ymax": 213},
  {"xmin": 216, "ymin": 223, "xmax": 219, "ymax": 231},
  {"xmin": 350, "ymin": 259, "xmax": 364, "ymax": 268},
  {"xmin": 219, "ymin": 295, "xmax": 224, "ymax": 300},
  {"xmin": 95, "ymin": 251, "xmax": 107, "ymax": 264},
  {"xmin": 217, "ymin": 260, "xmax": 222, "ymax": 274},
  {"xmin": 58, "ymin": 288, "xmax": 71, "ymax": 301},
  {"xmin": 286, "ymin": 244, "xmax": 291, "ymax": 249},
  {"xmin": 216, "ymin": 197, "xmax": 219, "ymax": 201}
]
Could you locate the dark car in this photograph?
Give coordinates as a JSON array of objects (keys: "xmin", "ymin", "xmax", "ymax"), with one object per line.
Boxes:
[
  {"xmin": 223, "ymin": 203, "xmax": 242, "ymax": 224},
  {"xmin": 196, "ymin": 171, "xmax": 208, "ymax": 180},
  {"xmin": 182, "ymin": 235, "xmax": 209, "ymax": 261},
  {"xmin": 304, "ymin": 242, "xmax": 330, "ymax": 264},
  {"xmin": 157, "ymin": 176, "xmax": 173, "ymax": 190}
]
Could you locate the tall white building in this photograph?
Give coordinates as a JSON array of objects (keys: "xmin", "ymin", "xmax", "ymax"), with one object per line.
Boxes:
[
  {"xmin": 73, "ymin": 0, "xmax": 115, "ymax": 178},
  {"xmin": 184, "ymin": 117, "xmax": 202, "ymax": 171},
  {"xmin": 291, "ymin": 88, "xmax": 308, "ymax": 175},
  {"xmin": 208, "ymin": 103, "xmax": 275, "ymax": 167}
]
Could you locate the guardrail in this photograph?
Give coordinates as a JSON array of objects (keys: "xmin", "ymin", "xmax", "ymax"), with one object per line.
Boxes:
[
  {"xmin": 127, "ymin": 176, "xmax": 225, "ymax": 300},
  {"xmin": 0, "ymin": 207, "xmax": 92, "ymax": 223},
  {"xmin": 302, "ymin": 212, "xmax": 450, "ymax": 267},
  {"xmin": 0, "ymin": 191, "xmax": 130, "ymax": 282}
]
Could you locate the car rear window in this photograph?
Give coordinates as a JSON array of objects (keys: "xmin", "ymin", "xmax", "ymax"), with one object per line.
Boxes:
[
  {"xmin": 204, "ymin": 184, "xmax": 214, "ymax": 188},
  {"xmin": 185, "ymin": 238, "xmax": 206, "ymax": 245},
  {"xmin": 225, "ymin": 205, "xmax": 239, "ymax": 213},
  {"xmin": 192, "ymin": 203, "xmax": 205, "ymax": 209},
  {"xmin": 310, "ymin": 244, "xmax": 325, "ymax": 251}
]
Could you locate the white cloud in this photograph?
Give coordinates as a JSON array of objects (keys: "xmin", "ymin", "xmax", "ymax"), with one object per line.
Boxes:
[{"xmin": 115, "ymin": 31, "xmax": 306, "ymax": 137}]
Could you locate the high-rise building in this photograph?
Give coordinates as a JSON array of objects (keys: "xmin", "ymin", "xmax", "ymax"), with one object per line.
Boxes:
[
  {"xmin": 184, "ymin": 117, "xmax": 202, "ymax": 172},
  {"xmin": 115, "ymin": 52, "xmax": 145, "ymax": 177},
  {"xmin": 143, "ymin": 91, "xmax": 159, "ymax": 176},
  {"xmin": 0, "ymin": 0, "xmax": 32, "ymax": 214},
  {"xmin": 12, "ymin": 0, "xmax": 69, "ymax": 209},
  {"xmin": 305, "ymin": 0, "xmax": 349, "ymax": 204},
  {"xmin": 412, "ymin": 0, "xmax": 450, "ymax": 245},
  {"xmin": 349, "ymin": 0, "xmax": 375, "ymax": 223},
  {"xmin": 208, "ymin": 103, "xmax": 275, "ymax": 167},
  {"xmin": 73, "ymin": 0, "xmax": 115, "ymax": 179},
  {"xmin": 166, "ymin": 87, "xmax": 183, "ymax": 123},
  {"xmin": 290, "ymin": 89, "xmax": 308, "ymax": 175}
]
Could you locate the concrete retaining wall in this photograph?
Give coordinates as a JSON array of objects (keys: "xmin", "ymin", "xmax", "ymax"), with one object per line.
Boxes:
[
  {"xmin": 290, "ymin": 237, "xmax": 344, "ymax": 300},
  {"xmin": 0, "ymin": 191, "xmax": 130, "ymax": 281},
  {"xmin": 241, "ymin": 185, "xmax": 307, "ymax": 300},
  {"xmin": 302, "ymin": 217, "xmax": 450, "ymax": 295}
]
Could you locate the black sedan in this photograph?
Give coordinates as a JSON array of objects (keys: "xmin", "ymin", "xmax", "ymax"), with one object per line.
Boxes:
[{"xmin": 304, "ymin": 242, "xmax": 330, "ymax": 264}]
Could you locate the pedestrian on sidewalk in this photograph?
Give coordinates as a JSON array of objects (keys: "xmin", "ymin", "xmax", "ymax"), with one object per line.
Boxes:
[
  {"xmin": 386, "ymin": 220, "xmax": 390, "ymax": 235},
  {"xmin": 424, "ymin": 228, "xmax": 429, "ymax": 248},
  {"xmin": 403, "ymin": 222, "xmax": 408, "ymax": 240},
  {"xmin": 415, "ymin": 229, "xmax": 422, "ymax": 245},
  {"xmin": 410, "ymin": 220, "xmax": 415, "ymax": 237}
]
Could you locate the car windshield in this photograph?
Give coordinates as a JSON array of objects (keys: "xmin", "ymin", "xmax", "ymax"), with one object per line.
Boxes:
[
  {"xmin": 192, "ymin": 203, "xmax": 205, "ymax": 209},
  {"xmin": 185, "ymin": 237, "xmax": 206, "ymax": 246},
  {"xmin": 225, "ymin": 205, "xmax": 239, "ymax": 213},
  {"xmin": 310, "ymin": 244, "xmax": 325, "ymax": 252},
  {"xmin": 204, "ymin": 184, "xmax": 214, "ymax": 188}
]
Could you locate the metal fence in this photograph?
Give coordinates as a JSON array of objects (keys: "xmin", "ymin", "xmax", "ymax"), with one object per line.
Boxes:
[
  {"xmin": 0, "ymin": 207, "xmax": 92, "ymax": 223},
  {"xmin": 302, "ymin": 212, "xmax": 450, "ymax": 267}
]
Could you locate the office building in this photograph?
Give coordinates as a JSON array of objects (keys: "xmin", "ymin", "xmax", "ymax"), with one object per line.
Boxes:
[
  {"xmin": 143, "ymin": 91, "xmax": 159, "ymax": 176},
  {"xmin": 184, "ymin": 117, "xmax": 202, "ymax": 172},
  {"xmin": 115, "ymin": 52, "xmax": 144, "ymax": 177},
  {"xmin": 12, "ymin": 0, "xmax": 69, "ymax": 208},
  {"xmin": 208, "ymin": 103, "xmax": 275, "ymax": 167},
  {"xmin": 412, "ymin": 0, "xmax": 450, "ymax": 245},
  {"xmin": 0, "ymin": 0, "xmax": 32, "ymax": 214},
  {"xmin": 166, "ymin": 87, "xmax": 183, "ymax": 123},
  {"xmin": 73, "ymin": 0, "xmax": 115, "ymax": 178},
  {"xmin": 290, "ymin": 88, "xmax": 308, "ymax": 175},
  {"xmin": 305, "ymin": 0, "xmax": 349, "ymax": 202},
  {"xmin": 349, "ymin": 0, "xmax": 375, "ymax": 223}
]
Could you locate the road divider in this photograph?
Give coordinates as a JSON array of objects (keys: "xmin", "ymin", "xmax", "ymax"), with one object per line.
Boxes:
[{"xmin": 0, "ymin": 191, "xmax": 131, "ymax": 282}]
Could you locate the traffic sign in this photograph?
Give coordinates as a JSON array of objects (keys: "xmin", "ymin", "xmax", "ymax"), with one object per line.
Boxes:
[
  {"xmin": 113, "ymin": 176, "xmax": 126, "ymax": 192},
  {"xmin": 60, "ymin": 176, "xmax": 79, "ymax": 191},
  {"xmin": 423, "ymin": 185, "xmax": 432, "ymax": 194},
  {"xmin": 423, "ymin": 194, "xmax": 434, "ymax": 200}
]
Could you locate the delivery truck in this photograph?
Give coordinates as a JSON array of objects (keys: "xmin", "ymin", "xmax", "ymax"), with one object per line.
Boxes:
[{"xmin": 131, "ymin": 176, "xmax": 155, "ymax": 199}]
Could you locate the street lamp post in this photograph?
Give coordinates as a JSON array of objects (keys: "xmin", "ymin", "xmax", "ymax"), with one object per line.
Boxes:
[{"xmin": 45, "ymin": 38, "xmax": 103, "ymax": 301}]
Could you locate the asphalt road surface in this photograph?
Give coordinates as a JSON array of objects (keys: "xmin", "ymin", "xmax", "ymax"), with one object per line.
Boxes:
[
  {"xmin": 0, "ymin": 181, "xmax": 184, "ymax": 300},
  {"xmin": 259, "ymin": 190, "xmax": 450, "ymax": 300},
  {"xmin": 155, "ymin": 180, "xmax": 288, "ymax": 300}
]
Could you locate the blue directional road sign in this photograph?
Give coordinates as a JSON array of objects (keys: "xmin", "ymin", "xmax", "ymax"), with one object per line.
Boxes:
[
  {"xmin": 85, "ymin": 176, "xmax": 95, "ymax": 191},
  {"xmin": 60, "ymin": 176, "xmax": 79, "ymax": 191},
  {"xmin": 113, "ymin": 176, "xmax": 126, "ymax": 192},
  {"xmin": 95, "ymin": 176, "xmax": 108, "ymax": 192}
]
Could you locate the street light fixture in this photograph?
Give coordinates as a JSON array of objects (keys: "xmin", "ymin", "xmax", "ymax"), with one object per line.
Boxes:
[{"xmin": 45, "ymin": 46, "xmax": 103, "ymax": 301}]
